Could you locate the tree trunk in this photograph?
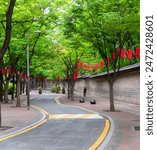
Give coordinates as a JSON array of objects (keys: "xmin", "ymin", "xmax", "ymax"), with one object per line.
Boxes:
[
  {"xmin": 70, "ymin": 82, "xmax": 75, "ymax": 101},
  {"xmin": 16, "ymin": 76, "xmax": 21, "ymax": 107},
  {"xmin": 44, "ymin": 80, "xmax": 46, "ymax": 89},
  {"xmin": 31, "ymin": 80, "xmax": 33, "ymax": 90},
  {"xmin": 42, "ymin": 81, "xmax": 43, "ymax": 89},
  {"xmin": 0, "ymin": 69, "xmax": 3, "ymax": 103},
  {"xmin": 22, "ymin": 80, "xmax": 25, "ymax": 94},
  {"xmin": 0, "ymin": 101, "xmax": 2, "ymax": 127},
  {"xmin": 11, "ymin": 75, "xmax": 15, "ymax": 100},
  {"xmin": 67, "ymin": 81, "xmax": 70, "ymax": 99},
  {"xmin": 20, "ymin": 80, "xmax": 23, "ymax": 95},
  {"xmin": 4, "ymin": 80, "xmax": 9, "ymax": 103},
  {"xmin": 0, "ymin": 70, "xmax": 2, "ymax": 127},
  {"xmin": 109, "ymin": 81, "xmax": 115, "ymax": 111}
]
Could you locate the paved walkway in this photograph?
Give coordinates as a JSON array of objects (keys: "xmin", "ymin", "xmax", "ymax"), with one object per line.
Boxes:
[
  {"xmin": 58, "ymin": 94, "xmax": 140, "ymax": 150},
  {"xmin": 0, "ymin": 94, "xmax": 43, "ymax": 138},
  {"xmin": 1, "ymin": 95, "xmax": 35, "ymax": 127}
]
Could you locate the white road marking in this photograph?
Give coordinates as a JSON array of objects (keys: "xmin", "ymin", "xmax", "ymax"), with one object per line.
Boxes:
[{"xmin": 48, "ymin": 114, "xmax": 103, "ymax": 120}]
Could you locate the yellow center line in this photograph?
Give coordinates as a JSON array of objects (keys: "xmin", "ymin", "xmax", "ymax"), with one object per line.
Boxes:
[
  {"xmin": 62, "ymin": 114, "xmax": 76, "ymax": 118},
  {"xmin": 49, "ymin": 114, "xmax": 78, "ymax": 119},
  {"xmin": 49, "ymin": 115, "xmax": 55, "ymax": 119},
  {"xmin": 88, "ymin": 120, "xmax": 110, "ymax": 150},
  {"xmin": 79, "ymin": 114, "xmax": 93, "ymax": 119},
  {"xmin": 31, "ymin": 105, "xmax": 49, "ymax": 116},
  {"xmin": 49, "ymin": 114, "xmax": 63, "ymax": 119}
]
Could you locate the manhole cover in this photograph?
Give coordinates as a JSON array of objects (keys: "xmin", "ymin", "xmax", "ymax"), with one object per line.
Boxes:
[
  {"xmin": 134, "ymin": 126, "xmax": 140, "ymax": 131},
  {"xmin": 132, "ymin": 120, "xmax": 140, "ymax": 122}
]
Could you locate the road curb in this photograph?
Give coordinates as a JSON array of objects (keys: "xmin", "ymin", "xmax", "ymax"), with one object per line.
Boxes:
[
  {"xmin": 96, "ymin": 112, "xmax": 114, "ymax": 150},
  {"xmin": 55, "ymin": 96, "xmax": 114, "ymax": 150},
  {"xmin": 0, "ymin": 104, "xmax": 47, "ymax": 141}
]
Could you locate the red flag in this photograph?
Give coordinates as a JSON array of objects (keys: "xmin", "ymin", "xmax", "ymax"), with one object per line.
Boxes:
[
  {"xmin": 73, "ymin": 67, "xmax": 78, "ymax": 81},
  {"xmin": 23, "ymin": 73, "xmax": 27, "ymax": 79},
  {"xmin": 57, "ymin": 76, "xmax": 60, "ymax": 81},
  {"xmin": 100, "ymin": 61, "xmax": 105, "ymax": 68},
  {"xmin": 136, "ymin": 47, "xmax": 140, "ymax": 59},
  {"xmin": 128, "ymin": 49, "xmax": 133, "ymax": 60},
  {"xmin": 95, "ymin": 64, "xmax": 99, "ymax": 70},
  {"xmin": 7, "ymin": 66, "xmax": 11, "ymax": 74},
  {"xmin": 79, "ymin": 61, "xmax": 83, "ymax": 68},
  {"xmin": 121, "ymin": 49, "xmax": 126, "ymax": 59},
  {"xmin": 37, "ymin": 77, "xmax": 41, "ymax": 81},
  {"xmin": 87, "ymin": 65, "xmax": 90, "ymax": 70},
  {"xmin": 43, "ymin": 77, "xmax": 46, "ymax": 81},
  {"xmin": 91, "ymin": 65, "xmax": 95, "ymax": 71},
  {"xmin": 1, "ymin": 68, "xmax": 5, "ymax": 75},
  {"xmin": 112, "ymin": 52, "xmax": 116, "ymax": 60},
  {"xmin": 83, "ymin": 63, "xmax": 87, "ymax": 70},
  {"xmin": 73, "ymin": 74, "xmax": 77, "ymax": 81},
  {"xmin": 20, "ymin": 72, "xmax": 23, "ymax": 78}
]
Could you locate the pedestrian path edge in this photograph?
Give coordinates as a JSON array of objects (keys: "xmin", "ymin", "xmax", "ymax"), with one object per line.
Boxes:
[{"xmin": 0, "ymin": 104, "xmax": 47, "ymax": 141}]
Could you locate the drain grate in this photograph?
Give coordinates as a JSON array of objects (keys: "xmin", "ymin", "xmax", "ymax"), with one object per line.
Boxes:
[{"xmin": 134, "ymin": 126, "xmax": 140, "ymax": 131}]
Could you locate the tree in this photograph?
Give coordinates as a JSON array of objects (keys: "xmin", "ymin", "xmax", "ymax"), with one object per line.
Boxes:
[
  {"xmin": 60, "ymin": 0, "xmax": 140, "ymax": 111},
  {"xmin": 0, "ymin": 0, "xmax": 58, "ymax": 126},
  {"xmin": 61, "ymin": 49, "xmax": 80, "ymax": 100},
  {"xmin": 0, "ymin": 0, "xmax": 16, "ymax": 127},
  {"xmin": 4, "ymin": 0, "xmax": 58, "ymax": 106}
]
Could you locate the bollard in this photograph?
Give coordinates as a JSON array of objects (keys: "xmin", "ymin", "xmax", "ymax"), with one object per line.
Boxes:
[
  {"xmin": 90, "ymin": 99, "xmax": 96, "ymax": 104},
  {"xmin": 79, "ymin": 98, "xmax": 85, "ymax": 103}
]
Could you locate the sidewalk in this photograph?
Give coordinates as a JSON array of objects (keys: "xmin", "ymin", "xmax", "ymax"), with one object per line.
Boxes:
[
  {"xmin": 0, "ymin": 94, "xmax": 43, "ymax": 138},
  {"xmin": 59, "ymin": 94, "xmax": 140, "ymax": 150}
]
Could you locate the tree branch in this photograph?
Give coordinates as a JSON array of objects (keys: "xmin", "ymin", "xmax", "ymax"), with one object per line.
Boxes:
[{"xmin": 0, "ymin": 0, "xmax": 16, "ymax": 59}]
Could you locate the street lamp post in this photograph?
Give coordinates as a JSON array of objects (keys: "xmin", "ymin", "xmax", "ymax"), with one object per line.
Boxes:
[
  {"xmin": 26, "ymin": 31, "xmax": 30, "ymax": 110},
  {"xmin": 26, "ymin": 30, "xmax": 41, "ymax": 110}
]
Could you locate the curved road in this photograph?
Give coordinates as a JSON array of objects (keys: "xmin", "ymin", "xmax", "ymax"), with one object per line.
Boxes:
[{"xmin": 0, "ymin": 94, "xmax": 109, "ymax": 150}]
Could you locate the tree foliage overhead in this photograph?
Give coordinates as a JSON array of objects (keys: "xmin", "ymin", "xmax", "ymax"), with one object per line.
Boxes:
[
  {"xmin": 0, "ymin": 0, "xmax": 140, "ymax": 80},
  {"xmin": 62, "ymin": 0, "xmax": 140, "ymax": 59}
]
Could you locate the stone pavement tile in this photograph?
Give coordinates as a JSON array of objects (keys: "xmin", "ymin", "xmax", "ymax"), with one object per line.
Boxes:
[
  {"xmin": 104, "ymin": 112, "xmax": 140, "ymax": 150},
  {"xmin": 59, "ymin": 95, "xmax": 140, "ymax": 150}
]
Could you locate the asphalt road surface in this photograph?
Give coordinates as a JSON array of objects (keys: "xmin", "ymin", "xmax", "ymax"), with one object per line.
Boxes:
[{"xmin": 0, "ymin": 94, "xmax": 108, "ymax": 150}]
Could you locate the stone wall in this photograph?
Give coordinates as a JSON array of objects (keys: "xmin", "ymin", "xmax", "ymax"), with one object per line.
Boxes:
[{"xmin": 74, "ymin": 68, "xmax": 140, "ymax": 104}]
